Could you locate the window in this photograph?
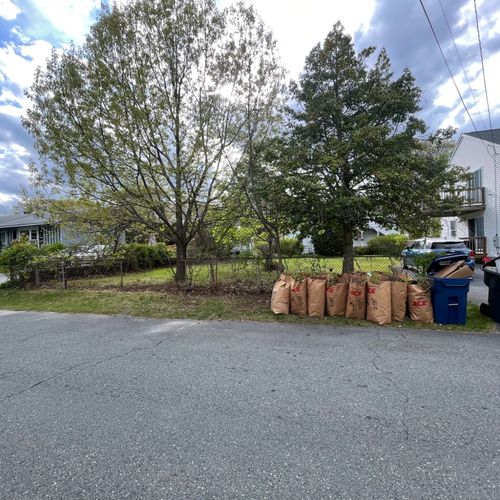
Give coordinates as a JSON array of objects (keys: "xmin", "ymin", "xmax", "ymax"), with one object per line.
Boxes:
[
  {"xmin": 450, "ymin": 220, "xmax": 457, "ymax": 237},
  {"xmin": 431, "ymin": 242, "xmax": 466, "ymax": 250},
  {"xmin": 476, "ymin": 216, "xmax": 485, "ymax": 237},
  {"xmin": 468, "ymin": 217, "xmax": 485, "ymax": 237},
  {"xmin": 468, "ymin": 168, "xmax": 483, "ymax": 189}
]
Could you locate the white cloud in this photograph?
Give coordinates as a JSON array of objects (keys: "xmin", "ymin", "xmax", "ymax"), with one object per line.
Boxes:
[
  {"xmin": 0, "ymin": 0, "xmax": 21, "ymax": 20},
  {"xmin": 437, "ymin": 48, "xmax": 500, "ymax": 131},
  {"xmin": 434, "ymin": 0, "xmax": 500, "ymax": 132},
  {"xmin": 0, "ymin": 192, "xmax": 19, "ymax": 203},
  {"xmin": 11, "ymin": 25, "xmax": 30, "ymax": 43},
  {"xmin": 218, "ymin": 0, "xmax": 376, "ymax": 79},
  {"xmin": 28, "ymin": 0, "xmax": 100, "ymax": 44},
  {"xmin": 0, "ymin": 39, "xmax": 53, "ymax": 113}
]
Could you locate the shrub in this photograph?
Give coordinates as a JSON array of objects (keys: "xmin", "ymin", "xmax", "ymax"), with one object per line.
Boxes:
[
  {"xmin": 255, "ymin": 242, "xmax": 271, "ymax": 256},
  {"xmin": 279, "ymin": 237, "xmax": 304, "ymax": 257},
  {"xmin": 365, "ymin": 234, "xmax": 408, "ymax": 256},
  {"xmin": 0, "ymin": 239, "xmax": 40, "ymax": 286},
  {"xmin": 42, "ymin": 242, "xmax": 65, "ymax": 254},
  {"xmin": 354, "ymin": 246, "xmax": 371, "ymax": 256},
  {"xmin": 118, "ymin": 243, "xmax": 173, "ymax": 270},
  {"xmin": 310, "ymin": 228, "xmax": 343, "ymax": 257}
]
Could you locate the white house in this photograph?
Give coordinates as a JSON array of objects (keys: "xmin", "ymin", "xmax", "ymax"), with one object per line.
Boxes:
[
  {"xmin": 353, "ymin": 221, "xmax": 399, "ymax": 248},
  {"xmin": 439, "ymin": 128, "xmax": 500, "ymax": 258},
  {"xmin": 0, "ymin": 214, "xmax": 63, "ymax": 250}
]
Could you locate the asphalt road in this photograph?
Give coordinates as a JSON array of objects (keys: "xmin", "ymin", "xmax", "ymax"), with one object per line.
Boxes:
[
  {"xmin": 1, "ymin": 311, "xmax": 499, "ymax": 499},
  {"xmin": 469, "ymin": 267, "xmax": 489, "ymax": 305}
]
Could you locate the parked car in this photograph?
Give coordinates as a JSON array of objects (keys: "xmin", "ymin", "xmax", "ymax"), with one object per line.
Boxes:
[{"xmin": 402, "ymin": 238, "xmax": 475, "ymax": 270}]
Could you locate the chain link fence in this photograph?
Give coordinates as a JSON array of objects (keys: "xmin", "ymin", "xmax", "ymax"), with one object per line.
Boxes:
[{"xmin": 26, "ymin": 255, "xmax": 403, "ymax": 293}]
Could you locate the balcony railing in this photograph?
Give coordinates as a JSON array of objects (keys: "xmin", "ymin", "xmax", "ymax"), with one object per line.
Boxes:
[
  {"xmin": 461, "ymin": 236, "xmax": 487, "ymax": 259},
  {"xmin": 439, "ymin": 187, "xmax": 486, "ymax": 214}
]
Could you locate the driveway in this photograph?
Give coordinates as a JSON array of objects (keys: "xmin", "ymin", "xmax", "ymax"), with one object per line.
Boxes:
[
  {"xmin": 469, "ymin": 267, "xmax": 489, "ymax": 305},
  {"xmin": 1, "ymin": 311, "xmax": 499, "ymax": 499}
]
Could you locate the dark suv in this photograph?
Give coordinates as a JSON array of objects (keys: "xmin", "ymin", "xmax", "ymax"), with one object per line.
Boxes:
[{"xmin": 402, "ymin": 238, "xmax": 475, "ymax": 270}]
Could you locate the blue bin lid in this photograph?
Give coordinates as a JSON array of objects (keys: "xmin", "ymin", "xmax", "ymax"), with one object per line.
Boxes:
[{"xmin": 427, "ymin": 254, "xmax": 468, "ymax": 275}]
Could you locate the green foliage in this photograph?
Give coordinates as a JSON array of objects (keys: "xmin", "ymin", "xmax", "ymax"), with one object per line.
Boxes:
[
  {"xmin": 279, "ymin": 238, "xmax": 304, "ymax": 257},
  {"xmin": 23, "ymin": 0, "xmax": 285, "ymax": 283},
  {"xmin": 365, "ymin": 234, "xmax": 409, "ymax": 256},
  {"xmin": 284, "ymin": 23, "xmax": 467, "ymax": 273},
  {"xmin": 117, "ymin": 243, "xmax": 173, "ymax": 271},
  {"xmin": 413, "ymin": 252, "xmax": 440, "ymax": 276},
  {"xmin": 408, "ymin": 218, "xmax": 442, "ymax": 239},
  {"xmin": 42, "ymin": 243, "xmax": 65, "ymax": 254},
  {"xmin": 0, "ymin": 239, "xmax": 40, "ymax": 286},
  {"xmin": 310, "ymin": 228, "xmax": 343, "ymax": 257}
]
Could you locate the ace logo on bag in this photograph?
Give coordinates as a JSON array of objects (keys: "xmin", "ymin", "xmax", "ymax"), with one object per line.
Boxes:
[
  {"xmin": 290, "ymin": 278, "xmax": 307, "ymax": 315},
  {"xmin": 408, "ymin": 284, "xmax": 433, "ymax": 324}
]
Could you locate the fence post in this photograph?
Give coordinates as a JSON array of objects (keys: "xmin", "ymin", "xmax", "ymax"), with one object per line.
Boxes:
[
  {"xmin": 120, "ymin": 261, "xmax": 124, "ymax": 289},
  {"xmin": 35, "ymin": 267, "xmax": 40, "ymax": 288},
  {"xmin": 61, "ymin": 261, "xmax": 67, "ymax": 289}
]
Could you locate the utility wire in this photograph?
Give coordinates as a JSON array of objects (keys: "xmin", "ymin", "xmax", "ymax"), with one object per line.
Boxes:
[
  {"xmin": 473, "ymin": 0, "xmax": 495, "ymax": 139},
  {"xmin": 438, "ymin": 0, "xmax": 487, "ymax": 130},
  {"xmin": 473, "ymin": 0, "xmax": 499, "ymax": 254},
  {"xmin": 418, "ymin": 0, "xmax": 480, "ymax": 134}
]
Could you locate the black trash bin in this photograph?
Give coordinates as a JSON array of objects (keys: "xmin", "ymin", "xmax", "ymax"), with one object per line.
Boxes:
[{"xmin": 481, "ymin": 257, "xmax": 500, "ymax": 323}]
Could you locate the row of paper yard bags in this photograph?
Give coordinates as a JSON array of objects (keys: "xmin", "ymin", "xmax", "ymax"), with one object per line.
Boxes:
[{"xmin": 271, "ymin": 272, "xmax": 434, "ymax": 325}]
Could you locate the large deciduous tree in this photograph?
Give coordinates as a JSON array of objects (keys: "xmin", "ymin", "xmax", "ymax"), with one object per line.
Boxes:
[
  {"xmin": 23, "ymin": 0, "xmax": 284, "ymax": 282},
  {"xmin": 287, "ymin": 23, "xmax": 466, "ymax": 273}
]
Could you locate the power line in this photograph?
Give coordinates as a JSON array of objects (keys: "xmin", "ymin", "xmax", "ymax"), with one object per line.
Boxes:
[
  {"xmin": 473, "ymin": 0, "xmax": 499, "ymax": 254},
  {"xmin": 473, "ymin": 0, "xmax": 494, "ymax": 137},
  {"xmin": 438, "ymin": 0, "xmax": 487, "ymax": 130},
  {"xmin": 418, "ymin": 0, "xmax": 480, "ymax": 134}
]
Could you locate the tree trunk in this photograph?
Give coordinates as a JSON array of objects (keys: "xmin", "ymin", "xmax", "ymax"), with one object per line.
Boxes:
[
  {"xmin": 342, "ymin": 223, "xmax": 354, "ymax": 274},
  {"xmin": 275, "ymin": 233, "xmax": 283, "ymax": 270},
  {"xmin": 265, "ymin": 234, "xmax": 273, "ymax": 270},
  {"xmin": 175, "ymin": 242, "xmax": 187, "ymax": 284}
]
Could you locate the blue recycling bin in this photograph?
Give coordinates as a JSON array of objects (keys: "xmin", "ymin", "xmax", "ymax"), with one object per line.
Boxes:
[
  {"xmin": 431, "ymin": 277, "xmax": 471, "ymax": 325},
  {"xmin": 427, "ymin": 255, "xmax": 471, "ymax": 325}
]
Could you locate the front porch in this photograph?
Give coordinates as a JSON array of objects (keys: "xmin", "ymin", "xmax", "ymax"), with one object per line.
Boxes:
[
  {"xmin": 0, "ymin": 225, "xmax": 62, "ymax": 251},
  {"xmin": 461, "ymin": 236, "xmax": 487, "ymax": 261}
]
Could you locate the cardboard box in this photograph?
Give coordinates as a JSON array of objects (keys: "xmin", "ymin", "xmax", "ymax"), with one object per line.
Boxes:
[
  {"xmin": 446, "ymin": 265, "xmax": 474, "ymax": 279},
  {"xmin": 433, "ymin": 261, "xmax": 463, "ymax": 278}
]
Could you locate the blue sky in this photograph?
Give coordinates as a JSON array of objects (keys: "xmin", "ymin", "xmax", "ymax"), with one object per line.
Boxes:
[{"xmin": 1, "ymin": 0, "xmax": 500, "ymax": 213}]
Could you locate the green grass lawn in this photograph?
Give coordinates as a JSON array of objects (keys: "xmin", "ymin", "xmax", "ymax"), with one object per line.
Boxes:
[
  {"xmin": 67, "ymin": 256, "xmax": 400, "ymax": 289},
  {"xmin": 0, "ymin": 288, "xmax": 494, "ymax": 332}
]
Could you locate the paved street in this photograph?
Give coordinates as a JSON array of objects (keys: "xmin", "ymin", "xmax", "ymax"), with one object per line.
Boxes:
[
  {"xmin": 1, "ymin": 311, "xmax": 499, "ymax": 499},
  {"xmin": 468, "ymin": 267, "xmax": 489, "ymax": 305}
]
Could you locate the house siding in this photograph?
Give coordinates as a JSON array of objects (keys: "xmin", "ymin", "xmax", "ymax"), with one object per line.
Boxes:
[{"xmin": 443, "ymin": 134, "xmax": 500, "ymax": 256}]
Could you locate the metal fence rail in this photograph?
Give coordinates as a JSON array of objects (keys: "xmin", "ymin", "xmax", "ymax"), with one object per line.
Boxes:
[{"xmin": 28, "ymin": 255, "xmax": 402, "ymax": 292}]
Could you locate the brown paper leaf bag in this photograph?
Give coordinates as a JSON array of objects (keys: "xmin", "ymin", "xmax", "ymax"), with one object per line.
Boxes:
[
  {"xmin": 326, "ymin": 282, "xmax": 349, "ymax": 316},
  {"xmin": 366, "ymin": 281, "xmax": 392, "ymax": 325},
  {"xmin": 307, "ymin": 276, "xmax": 326, "ymax": 318},
  {"xmin": 271, "ymin": 279, "xmax": 290, "ymax": 315},
  {"xmin": 290, "ymin": 278, "xmax": 307, "ymax": 315},
  {"xmin": 408, "ymin": 284, "xmax": 433, "ymax": 324},
  {"xmin": 391, "ymin": 281, "xmax": 408, "ymax": 322},
  {"xmin": 345, "ymin": 279, "xmax": 367, "ymax": 319}
]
